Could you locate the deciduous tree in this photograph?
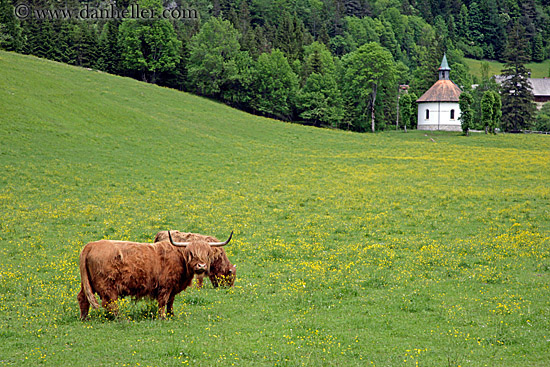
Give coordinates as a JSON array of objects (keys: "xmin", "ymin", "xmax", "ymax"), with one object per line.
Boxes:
[
  {"xmin": 341, "ymin": 42, "xmax": 396, "ymax": 132},
  {"xmin": 398, "ymin": 92, "xmax": 413, "ymax": 132},
  {"xmin": 490, "ymin": 90, "xmax": 502, "ymax": 133},
  {"xmin": 481, "ymin": 90, "xmax": 495, "ymax": 134},
  {"xmin": 296, "ymin": 72, "xmax": 344, "ymax": 127},
  {"xmin": 535, "ymin": 103, "xmax": 550, "ymax": 132},
  {"xmin": 459, "ymin": 91, "xmax": 474, "ymax": 135},
  {"xmin": 119, "ymin": 19, "xmax": 180, "ymax": 83},
  {"xmin": 186, "ymin": 17, "xmax": 239, "ymax": 96},
  {"xmin": 250, "ymin": 49, "xmax": 298, "ymax": 120}
]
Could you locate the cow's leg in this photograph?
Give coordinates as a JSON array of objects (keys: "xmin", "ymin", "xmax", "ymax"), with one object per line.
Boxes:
[
  {"xmin": 210, "ymin": 274, "xmax": 219, "ymax": 288},
  {"xmin": 166, "ymin": 294, "xmax": 176, "ymax": 317},
  {"xmin": 157, "ymin": 292, "xmax": 170, "ymax": 320},
  {"xmin": 195, "ymin": 274, "xmax": 204, "ymax": 288},
  {"xmin": 158, "ymin": 306, "xmax": 166, "ymax": 320},
  {"xmin": 77, "ymin": 286, "xmax": 90, "ymax": 320}
]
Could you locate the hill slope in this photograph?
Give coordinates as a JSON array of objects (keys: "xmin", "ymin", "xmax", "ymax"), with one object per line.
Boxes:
[
  {"xmin": 464, "ymin": 57, "xmax": 550, "ymax": 79},
  {"xmin": 1, "ymin": 51, "xmax": 550, "ymax": 366}
]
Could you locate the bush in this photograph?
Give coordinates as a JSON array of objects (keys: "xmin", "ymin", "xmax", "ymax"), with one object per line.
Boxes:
[{"xmin": 535, "ymin": 103, "xmax": 550, "ymax": 132}]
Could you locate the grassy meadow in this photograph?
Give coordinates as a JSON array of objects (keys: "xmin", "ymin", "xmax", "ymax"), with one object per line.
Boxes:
[
  {"xmin": 464, "ymin": 57, "xmax": 550, "ymax": 80},
  {"xmin": 1, "ymin": 50, "xmax": 550, "ymax": 366}
]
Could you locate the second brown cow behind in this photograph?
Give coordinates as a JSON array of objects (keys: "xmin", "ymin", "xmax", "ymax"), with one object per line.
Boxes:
[{"xmin": 154, "ymin": 230, "xmax": 236, "ymax": 288}]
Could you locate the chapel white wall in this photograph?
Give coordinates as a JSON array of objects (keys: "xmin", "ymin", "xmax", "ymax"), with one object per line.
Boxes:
[{"xmin": 417, "ymin": 102, "xmax": 461, "ymax": 131}]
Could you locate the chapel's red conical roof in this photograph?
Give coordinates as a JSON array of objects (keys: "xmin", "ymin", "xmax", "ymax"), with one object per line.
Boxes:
[{"xmin": 416, "ymin": 79, "xmax": 462, "ymax": 102}]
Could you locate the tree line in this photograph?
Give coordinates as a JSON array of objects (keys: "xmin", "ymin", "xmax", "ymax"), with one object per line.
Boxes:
[{"xmin": 1, "ymin": 0, "xmax": 549, "ymax": 132}]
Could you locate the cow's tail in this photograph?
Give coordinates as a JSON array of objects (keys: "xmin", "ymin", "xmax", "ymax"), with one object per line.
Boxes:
[{"xmin": 79, "ymin": 245, "xmax": 100, "ymax": 309}]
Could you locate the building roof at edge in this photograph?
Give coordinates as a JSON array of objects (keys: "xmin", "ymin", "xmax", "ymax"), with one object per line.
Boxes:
[
  {"xmin": 494, "ymin": 76, "xmax": 550, "ymax": 96},
  {"xmin": 416, "ymin": 80, "xmax": 462, "ymax": 103}
]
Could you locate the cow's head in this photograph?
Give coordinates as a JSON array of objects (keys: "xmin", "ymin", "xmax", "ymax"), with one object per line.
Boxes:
[
  {"xmin": 168, "ymin": 231, "xmax": 233, "ymax": 275},
  {"xmin": 222, "ymin": 264, "xmax": 237, "ymax": 287}
]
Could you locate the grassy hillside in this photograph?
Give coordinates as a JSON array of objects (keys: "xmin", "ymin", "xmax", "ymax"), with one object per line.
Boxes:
[
  {"xmin": 1, "ymin": 50, "xmax": 550, "ymax": 366},
  {"xmin": 465, "ymin": 57, "xmax": 550, "ymax": 79}
]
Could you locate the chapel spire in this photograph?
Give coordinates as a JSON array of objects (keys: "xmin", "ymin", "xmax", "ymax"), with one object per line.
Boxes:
[{"xmin": 438, "ymin": 53, "xmax": 450, "ymax": 81}]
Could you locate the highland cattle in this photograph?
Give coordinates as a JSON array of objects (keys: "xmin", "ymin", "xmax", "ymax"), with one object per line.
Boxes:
[{"xmin": 77, "ymin": 231, "xmax": 232, "ymax": 320}]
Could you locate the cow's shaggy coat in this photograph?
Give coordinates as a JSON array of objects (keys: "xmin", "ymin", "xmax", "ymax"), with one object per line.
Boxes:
[{"xmin": 78, "ymin": 238, "xmax": 215, "ymax": 320}]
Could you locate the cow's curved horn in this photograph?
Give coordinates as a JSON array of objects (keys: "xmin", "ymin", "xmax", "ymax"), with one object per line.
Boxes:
[
  {"xmin": 209, "ymin": 231, "xmax": 233, "ymax": 247},
  {"xmin": 168, "ymin": 230, "xmax": 191, "ymax": 247}
]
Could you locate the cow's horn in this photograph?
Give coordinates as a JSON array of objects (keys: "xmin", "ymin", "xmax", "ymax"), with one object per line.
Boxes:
[
  {"xmin": 209, "ymin": 231, "xmax": 233, "ymax": 247},
  {"xmin": 168, "ymin": 230, "xmax": 191, "ymax": 247}
]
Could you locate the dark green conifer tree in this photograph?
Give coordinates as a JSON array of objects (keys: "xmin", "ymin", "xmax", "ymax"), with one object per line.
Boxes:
[
  {"xmin": 274, "ymin": 11, "xmax": 312, "ymax": 61},
  {"xmin": 456, "ymin": 4, "xmax": 470, "ymax": 40},
  {"xmin": 0, "ymin": 0, "xmax": 23, "ymax": 51},
  {"xmin": 33, "ymin": 21, "xmax": 55, "ymax": 59},
  {"xmin": 500, "ymin": 22, "xmax": 536, "ymax": 132},
  {"xmin": 411, "ymin": 39, "xmax": 442, "ymax": 97},
  {"xmin": 98, "ymin": 20, "xmax": 121, "ymax": 74},
  {"xmin": 21, "ymin": 19, "xmax": 39, "ymax": 55},
  {"xmin": 531, "ymin": 33, "xmax": 544, "ymax": 62},
  {"xmin": 467, "ymin": 2, "xmax": 484, "ymax": 58},
  {"xmin": 478, "ymin": 0, "xmax": 500, "ymax": 59},
  {"xmin": 317, "ymin": 24, "xmax": 330, "ymax": 46},
  {"xmin": 73, "ymin": 22, "xmax": 99, "ymax": 68},
  {"xmin": 52, "ymin": 21, "xmax": 76, "ymax": 64}
]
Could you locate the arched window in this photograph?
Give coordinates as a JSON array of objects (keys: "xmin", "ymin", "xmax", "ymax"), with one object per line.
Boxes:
[
  {"xmin": 425, "ymin": 109, "xmax": 430, "ymax": 120},
  {"xmin": 450, "ymin": 109, "xmax": 455, "ymax": 119}
]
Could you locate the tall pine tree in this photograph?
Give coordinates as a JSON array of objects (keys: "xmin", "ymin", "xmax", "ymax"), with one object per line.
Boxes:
[
  {"xmin": 0, "ymin": 0, "xmax": 23, "ymax": 51},
  {"xmin": 500, "ymin": 21, "xmax": 536, "ymax": 132},
  {"xmin": 273, "ymin": 12, "xmax": 312, "ymax": 61},
  {"xmin": 98, "ymin": 20, "xmax": 121, "ymax": 74}
]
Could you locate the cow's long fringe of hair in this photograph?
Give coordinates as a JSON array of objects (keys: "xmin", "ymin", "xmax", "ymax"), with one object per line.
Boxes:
[{"xmin": 184, "ymin": 241, "xmax": 212, "ymax": 265}]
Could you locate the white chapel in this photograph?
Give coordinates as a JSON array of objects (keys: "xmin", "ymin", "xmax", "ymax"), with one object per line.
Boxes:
[{"xmin": 416, "ymin": 54, "xmax": 462, "ymax": 131}]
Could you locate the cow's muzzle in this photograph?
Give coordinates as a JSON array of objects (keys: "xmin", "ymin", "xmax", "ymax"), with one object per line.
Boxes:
[{"xmin": 194, "ymin": 263, "xmax": 208, "ymax": 274}]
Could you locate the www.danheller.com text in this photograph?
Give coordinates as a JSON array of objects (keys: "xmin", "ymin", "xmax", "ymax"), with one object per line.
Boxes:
[{"xmin": 14, "ymin": 3, "xmax": 198, "ymax": 21}]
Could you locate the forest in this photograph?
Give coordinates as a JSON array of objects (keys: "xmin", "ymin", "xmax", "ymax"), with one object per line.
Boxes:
[{"xmin": 1, "ymin": 0, "xmax": 550, "ymax": 132}]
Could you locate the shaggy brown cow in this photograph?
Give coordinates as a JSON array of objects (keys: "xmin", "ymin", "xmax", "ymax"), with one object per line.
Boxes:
[
  {"xmin": 77, "ymin": 231, "xmax": 232, "ymax": 320},
  {"xmin": 154, "ymin": 231, "xmax": 236, "ymax": 288}
]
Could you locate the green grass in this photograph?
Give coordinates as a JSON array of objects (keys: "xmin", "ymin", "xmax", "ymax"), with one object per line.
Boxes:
[
  {"xmin": 464, "ymin": 57, "xmax": 550, "ymax": 79},
  {"xmin": 1, "ymin": 50, "xmax": 550, "ymax": 366}
]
